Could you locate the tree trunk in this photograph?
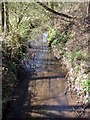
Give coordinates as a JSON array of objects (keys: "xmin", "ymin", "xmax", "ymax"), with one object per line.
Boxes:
[
  {"xmin": 5, "ymin": 2, "xmax": 9, "ymax": 34},
  {"xmin": 1, "ymin": 2, "xmax": 4, "ymax": 32}
]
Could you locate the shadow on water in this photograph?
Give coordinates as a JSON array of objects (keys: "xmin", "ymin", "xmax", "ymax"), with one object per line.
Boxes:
[{"xmin": 30, "ymin": 75, "xmax": 66, "ymax": 80}]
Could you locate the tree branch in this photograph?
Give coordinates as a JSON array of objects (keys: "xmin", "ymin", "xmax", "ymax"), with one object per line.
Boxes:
[{"xmin": 37, "ymin": 2, "xmax": 73, "ymax": 19}]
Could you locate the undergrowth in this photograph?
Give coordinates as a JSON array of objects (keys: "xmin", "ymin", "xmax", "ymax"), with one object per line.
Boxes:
[
  {"xmin": 47, "ymin": 26, "xmax": 89, "ymax": 104},
  {"xmin": 2, "ymin": 32, "xmax": 27, "ymax": 112}
]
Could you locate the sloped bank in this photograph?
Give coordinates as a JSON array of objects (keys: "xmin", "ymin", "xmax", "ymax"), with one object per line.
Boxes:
[
  {"xmin": 2, "ymin": 35, "xmax": 28, "ymax": 118},
  {"xmin": 47, "ymin": 22, "xmax": 89, "ymax": 108}
]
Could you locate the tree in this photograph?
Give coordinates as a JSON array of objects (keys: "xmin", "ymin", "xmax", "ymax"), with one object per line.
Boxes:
[
  {"xmin": 5, "ymin": 2, "xmax": 9, "ymax": 33},
  {"xmin": 1, "ymin": 2, "xmax": 4, "ymax": 32}
]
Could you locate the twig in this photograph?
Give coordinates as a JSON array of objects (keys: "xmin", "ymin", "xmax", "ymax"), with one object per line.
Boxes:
[{"xmin": 72, "ymin": 107, "xmax": 80, "ymax": 117}]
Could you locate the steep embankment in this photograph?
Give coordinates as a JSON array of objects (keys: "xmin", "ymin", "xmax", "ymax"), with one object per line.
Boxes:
[{"xmin": 47, "ymin": 15, "xmax": 89, "ymax": 108}]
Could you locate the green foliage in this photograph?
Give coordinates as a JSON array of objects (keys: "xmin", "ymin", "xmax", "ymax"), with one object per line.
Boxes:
[
  {"xmin": 82, "ymin": 78, "xmax": 90, "ymax": 91},
  {"xmin": 47, "ymin": 27, "xmax": 57, "ymax": 47},
  {"xmin": 75, "ymin": 50, "xmax": 82, "ymax": 59},
  {"xmin": 47, "ymin": 28, "xmax": 70, "ymax": 47}
]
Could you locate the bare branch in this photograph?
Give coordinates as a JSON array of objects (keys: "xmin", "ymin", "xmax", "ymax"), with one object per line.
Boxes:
[{"xmin": 37, "ymin": 2, "xmax": 73, "ymax": 19}]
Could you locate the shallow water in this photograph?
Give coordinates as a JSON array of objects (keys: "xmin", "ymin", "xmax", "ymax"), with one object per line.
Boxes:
[
  {"xmin": 23, "ymin": 32, "xmax": 80, "ymax": 118},
  {"xmin": 6, "ymin": 32, "xmax": 88, "ymax": 119}
]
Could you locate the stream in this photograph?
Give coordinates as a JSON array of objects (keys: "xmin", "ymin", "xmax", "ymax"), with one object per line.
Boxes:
[{"xmin": 5, "ymin": 32, "xmax": 88, "ymax": 119}]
